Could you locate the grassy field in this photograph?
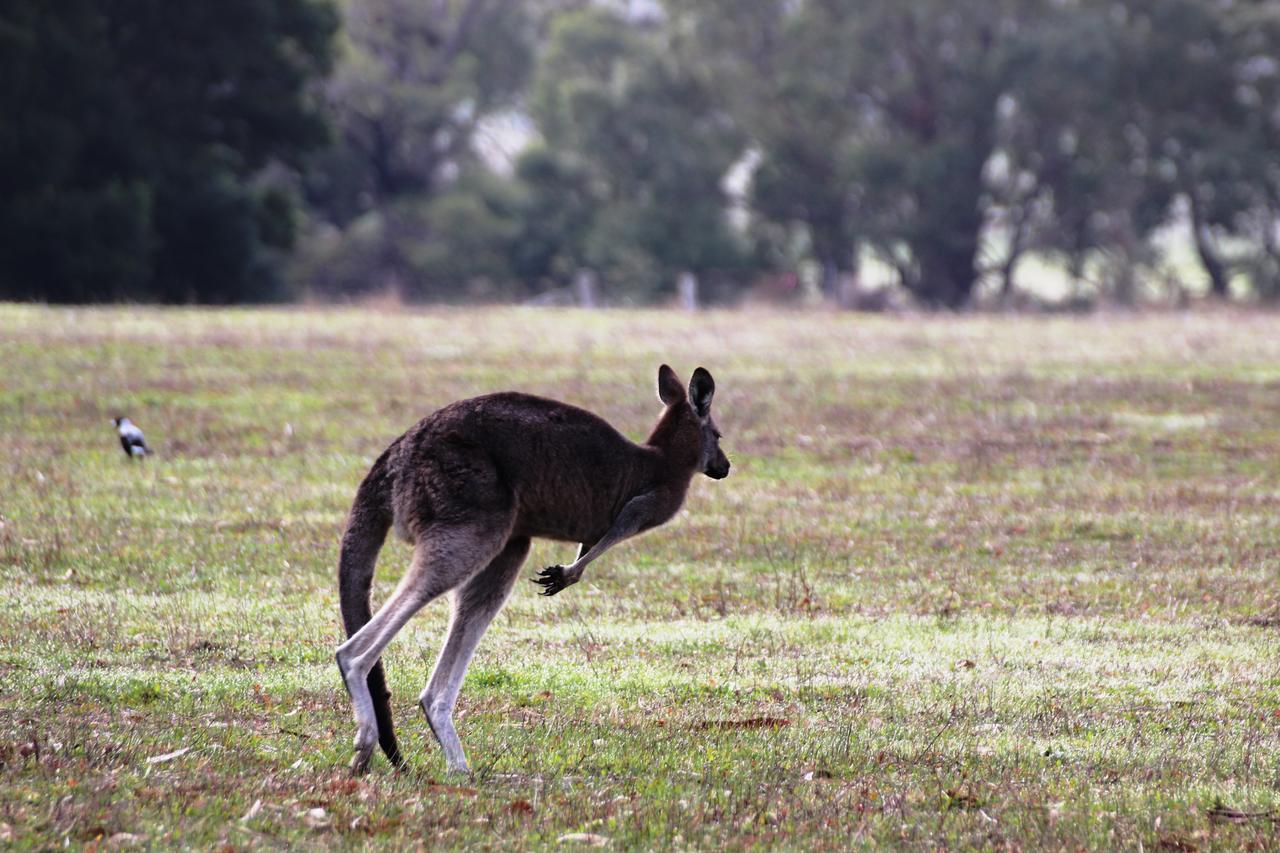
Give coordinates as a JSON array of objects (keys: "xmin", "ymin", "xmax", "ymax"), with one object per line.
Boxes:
[{"xmin": 1, "ymin": 304, "xmax": 1279, "ymax": 849}]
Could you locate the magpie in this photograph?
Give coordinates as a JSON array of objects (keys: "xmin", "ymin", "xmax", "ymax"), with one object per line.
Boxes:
[{"xmin": 112, "ymin": 416, "xmax": 151, "ymax": 459}]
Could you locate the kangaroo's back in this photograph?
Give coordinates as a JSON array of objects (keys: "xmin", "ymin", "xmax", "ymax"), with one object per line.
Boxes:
[{"xmin": 390, "ymin": 392, "xmax": 660, "ymax": 544}]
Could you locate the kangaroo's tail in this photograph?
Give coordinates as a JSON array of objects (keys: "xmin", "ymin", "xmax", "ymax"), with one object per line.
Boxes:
[{"xmin": 338, "ymin": 446, "xmax": 403, "ymax": 768}]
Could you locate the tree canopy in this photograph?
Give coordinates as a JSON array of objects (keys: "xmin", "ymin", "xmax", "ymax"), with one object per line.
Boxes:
[
  {"xmin": 4, "ymin": 0, "xmax": 1280, "ymax": 307},
  {"xmin": 0, "ymin": 0, "xmax": 337, "ymax": 303}
]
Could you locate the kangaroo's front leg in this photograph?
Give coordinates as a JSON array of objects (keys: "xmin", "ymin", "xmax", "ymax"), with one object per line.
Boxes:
[{"xmin": 533, "ymin": 491, "xmax": 669, "ymax": 596}]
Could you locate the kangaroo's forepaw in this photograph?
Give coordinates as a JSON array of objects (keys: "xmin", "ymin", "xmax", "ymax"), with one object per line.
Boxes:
[{"xmin": 532, "ymin": 564, "xmax": 572, "ymax": 596}]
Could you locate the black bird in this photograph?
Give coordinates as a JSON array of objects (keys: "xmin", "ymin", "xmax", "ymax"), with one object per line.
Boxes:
[{"xmin": 112, "ymin": 416, "xmax": 150, "ymax": 459}]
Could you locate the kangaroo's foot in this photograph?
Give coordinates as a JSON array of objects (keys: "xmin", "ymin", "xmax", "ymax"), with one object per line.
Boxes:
[
  {"xmin": 350, "ymin": 723, "xmax": 377, "ymax": 775},
  {"xmin": 531, "ymin": 564, "xmax": 579, "ymax": 596},
  {"xmin": 337, "ymin": 648, "xmax": 380, "ymax": 776},
  {"xmin": 421, "ymin": 697, "xmax": 472, "ymax": 776}
]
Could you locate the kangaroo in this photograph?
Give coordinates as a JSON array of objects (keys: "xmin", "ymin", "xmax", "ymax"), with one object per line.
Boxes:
[{"xmin": 335, "ymin": 364, "xmax": 729, "ymax": 775}]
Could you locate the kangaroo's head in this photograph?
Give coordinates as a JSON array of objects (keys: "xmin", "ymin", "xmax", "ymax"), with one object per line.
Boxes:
[{"xmin": 655, "ymin": 364, "xmax": 731, "ymax": 480}]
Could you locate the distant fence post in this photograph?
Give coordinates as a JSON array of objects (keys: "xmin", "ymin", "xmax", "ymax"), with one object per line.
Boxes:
[
  {"xmin": 837, "ymin": 271, "xmax": 859, "ymax": 310},
  {"xmin": 677, "ymin": 271, "xmax": 699, "ymax": 311},
  {"xmin": 573, "ymin": 269, "xmax": 599, "ymax": 308}
]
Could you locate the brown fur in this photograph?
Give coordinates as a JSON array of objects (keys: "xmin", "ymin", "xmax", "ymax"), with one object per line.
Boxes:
[{"xmin": 336, "ymin": 365, "xmax": 729, "ymax": 774}]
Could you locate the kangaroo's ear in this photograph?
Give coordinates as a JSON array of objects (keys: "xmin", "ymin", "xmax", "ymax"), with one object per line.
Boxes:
[
  {"xmin": 689, "ymin": 367, "xmax": 715, "ymax": 417},
  {"xmin": 657, "ymin": 364, "xmax": 686, "ymax": 406}
]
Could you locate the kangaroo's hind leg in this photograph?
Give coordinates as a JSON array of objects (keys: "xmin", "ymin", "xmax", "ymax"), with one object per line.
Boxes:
[
  {"xmin": 420, "ymin": 535, "xmax": 531, "ymax": 775},
  {"xmin": 336, "ymin": 519, "xmax": 511, "ymax": 774}
]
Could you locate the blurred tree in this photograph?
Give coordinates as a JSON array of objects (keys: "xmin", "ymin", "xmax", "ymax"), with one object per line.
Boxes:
[
  {"xmin": 671, "ymin": 0, "xmax": 864, "ymax": 302},
  {"xmin": 0, "ymin": 0, "xmax": 336, "ymax": 302},
  {"xmin": 678, "ymin": 0, "xmax": 1053, "ymax": 308},
  {"xmin": 1117, "ymin": 0, "xmax": 1280, "ymax": 300},
  {"xmin": 506, "ymin": 144, "xmax": 595, "ymax": 291},
  {"xmin": 991, "ymin": 4, "xmax": 1162, "ymax": 304},
  {"xmin": 521, "ymin": 7, "xmax": 746, "ymax": 303},
  {"xmin": 1006, "ymin": 0, "xmax": 1280, "ymax": 303},
  {"xmin": 845, "ymin": 0, "xmax": 1059, "ymax": 308},
  {"xmin": 300, "ymin": 0, "xmax": 533, "ymax": 298},
  {"xmin": 296, "ymin": 167, "xmax": 525, "ymax": 299},
  {"xmin": 1234, "ymin": 1, "xmax": 1280, "ymax": 299}
]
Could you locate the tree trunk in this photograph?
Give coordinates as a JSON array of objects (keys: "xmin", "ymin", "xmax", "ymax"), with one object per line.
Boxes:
[
  {"xmin": 913, "ymin": 235, "xmax": 980, "ymax": 309},
  {"xmin": 1187, "ymin": 192, "xmax": 1230, "ymax": 298},
  {"xmin": 904, "ymin": 126, "xmax": 990, "ymax": 309},
  {"xmin": 998, "ymin": 255, "xmax": 1020, "ymax": 309},
  {"xmin": 818, "ymin": 258, "xmax": 839, "ymax": 303},
  {"xmin": 997, "ymin": 204, "xmax": 1029, "ymax": 308},
  {"xmin": 1260, "ymin": 207, "xmax": 1280, "ymax": 299},
  {"xmin": 811, "ymin": 218, "xmax": 855, "ymax": 306},
  {"xmin": 1108, "ymin": 213, "xmax": 1140, "ymax": 306}
]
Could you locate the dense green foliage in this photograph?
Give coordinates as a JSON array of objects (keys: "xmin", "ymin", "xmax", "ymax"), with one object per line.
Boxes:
[
  {"xmin": 0, "ymin": 0, "xmax": 337, "ymax": 303},
  {"xmin": 295, "ymin": 0, "xmax": 534, "ymax": 301},
  {"xmin": 677, "ymin": 0, "xmax": 1280, "ymax": 307},
  {"xmin": 4, "ymin": 0, "xmax": 1280, "ymax": 305},
  {"xmin": 522, "ymin": 9, "xmax": 745, "ymax": 301}
]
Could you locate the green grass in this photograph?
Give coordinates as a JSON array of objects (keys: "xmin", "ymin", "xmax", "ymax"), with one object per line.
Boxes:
[{"xmin": 1, "ymin": 304, "xmax": 1279, "ymax": 848}]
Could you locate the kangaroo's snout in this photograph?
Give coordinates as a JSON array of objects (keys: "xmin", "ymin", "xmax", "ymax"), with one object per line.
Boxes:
[{"xmin": 705, "ymin": 456, "xmax": 730, "ymax": 480}]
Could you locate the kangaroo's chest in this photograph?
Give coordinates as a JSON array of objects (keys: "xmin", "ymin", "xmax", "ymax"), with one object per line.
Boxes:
[{"xmin": 513, "ymin": 474, "xmax": 627, "ymax": 543}]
